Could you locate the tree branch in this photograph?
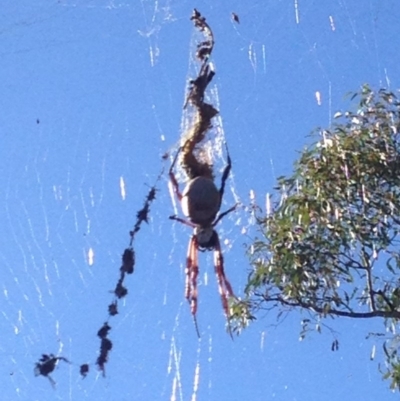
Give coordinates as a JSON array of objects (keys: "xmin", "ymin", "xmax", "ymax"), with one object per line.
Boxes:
[
  {"xmin": 360, "ymin": 246, "xmax": 376, "ymax": 311},
  {"xmin": 265, "ymin": 295, "xmax": 400, "ymax": 319}
]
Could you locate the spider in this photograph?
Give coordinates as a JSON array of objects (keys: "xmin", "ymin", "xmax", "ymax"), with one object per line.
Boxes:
[{"xmin": 169, "ymin": 143, "xmax": 237, "ymax": 334}]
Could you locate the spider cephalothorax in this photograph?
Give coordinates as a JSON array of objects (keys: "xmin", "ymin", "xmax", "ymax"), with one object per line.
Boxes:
[{"xmin": 169, "ymin": 144, "xmax": 236, "ymax": 334}]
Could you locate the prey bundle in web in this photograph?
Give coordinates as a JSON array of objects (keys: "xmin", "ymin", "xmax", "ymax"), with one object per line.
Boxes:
[{"xmin": 179, "ymin": 9, "xmax": 220, "ymax": 182}]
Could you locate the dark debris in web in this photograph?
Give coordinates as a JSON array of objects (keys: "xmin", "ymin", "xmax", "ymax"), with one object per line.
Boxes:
[{"xmin": 35, "ymin": 172, "xmax": 162, "ymax": 384}]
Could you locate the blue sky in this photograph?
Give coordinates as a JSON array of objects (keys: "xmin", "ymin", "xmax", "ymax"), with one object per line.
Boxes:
[{"xmin": 1, "ymin": 1, "xmax": 400, "ymax": 400}]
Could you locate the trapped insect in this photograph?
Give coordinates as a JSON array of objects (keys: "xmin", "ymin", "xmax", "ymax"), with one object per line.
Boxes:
[{"xmin": 34, "ymin": 354, "xmax": 69, "ymax": 387}]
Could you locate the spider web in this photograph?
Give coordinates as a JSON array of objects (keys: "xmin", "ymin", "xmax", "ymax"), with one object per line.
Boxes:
[{"xmin": 1, "ymin": 1, "xmax": 400, "ymax": 400}]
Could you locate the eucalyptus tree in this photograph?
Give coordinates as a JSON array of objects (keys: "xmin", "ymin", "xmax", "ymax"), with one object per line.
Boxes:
[{"xmin": 232, "ymin": 85, "xmax": 400, "ymax": 390}]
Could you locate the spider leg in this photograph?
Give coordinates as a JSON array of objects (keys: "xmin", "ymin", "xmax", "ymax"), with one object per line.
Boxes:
[
  {"xmin": 169, "ymin": 215, "xmax": 196, "ymax": 228},
  {"xmin": 169, "ymin": 147, "xmax": 183, "ymax": 201},
  {"xmin": 213, "ymin": 234, "xmax": 234, "ymax": 335},
  {"xmin": 218, "ymin": 142, "xmax": 232, "ymax": 204},
  {"xmin": 186, "ymin": 235, "xmax": 200, "ymax": 337},
  {"xmin": 214, "ymin": 143, "xmax": 237, "ymax": 227},
  {"xmin": 213, "ymin": 204, "xmax": 238, "ymax": 227}
]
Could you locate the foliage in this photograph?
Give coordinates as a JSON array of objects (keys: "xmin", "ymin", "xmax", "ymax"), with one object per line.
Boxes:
[{"xmin": 231, "ymin": 85, "xmax": 400, "ymax": 390}]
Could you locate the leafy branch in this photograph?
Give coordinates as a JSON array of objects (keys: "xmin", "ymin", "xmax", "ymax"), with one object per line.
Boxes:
[{"xmin": 230, "ymin": 85, "xmax": 400, "ymax": 391}]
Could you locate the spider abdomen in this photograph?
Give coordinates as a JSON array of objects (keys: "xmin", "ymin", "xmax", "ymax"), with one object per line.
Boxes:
[{"xmin": 181, "ymin": 176, "xmax": 220, "ymax": 225}]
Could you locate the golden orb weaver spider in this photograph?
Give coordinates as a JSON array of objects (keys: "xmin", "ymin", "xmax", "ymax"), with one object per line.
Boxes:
[{"xmin": 169, "ymin": 144, "xmax": 236, "ymax": 335}]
